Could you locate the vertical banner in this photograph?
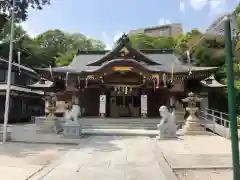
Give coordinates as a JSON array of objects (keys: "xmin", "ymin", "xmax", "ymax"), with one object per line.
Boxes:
[
  {"xmin": 141, "ymin": 95, "xmax": 147, "ymax": 114},
  {"xmin": 99, "ymin": 95, "xmax": 106, "ymax": 114}
]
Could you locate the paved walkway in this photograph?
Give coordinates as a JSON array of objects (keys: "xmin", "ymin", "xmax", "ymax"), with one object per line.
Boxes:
[
  {"xmin": 156, "ymin": 135, "xmax": 235, "ymax": 180},
  {"xmin": 0, "ymin": 125, "xmax": 237, "ymax": 180},
  {"xmin": 30, "ymin": 136, "xmax": 169, "ymax": 180},
  {"xmin": 8, "ymin": 124, "xmax": 158, "ymax": 144},
  {"xmin": 0, "ymin": 143, "xmax": 75, "ymax": 180}
]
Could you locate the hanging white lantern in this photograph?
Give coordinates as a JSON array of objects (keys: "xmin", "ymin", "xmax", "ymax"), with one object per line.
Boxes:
[
  {"xmin": 17, "ymin": 51, "xmax": 21, "ymax": 75},
  {"xmin": 186, "ymin": 50, "xmax": 192, "ymax": 75},
  {"xmin": 125, "ymin": 87, "xmax": 128, "ymax": 94},
  {"xmin": 65, "ymin": 72, "xmax": 69, "ymax": 88},
  {"xmin": 162, "ymin": 73, "xmax": 167, "ymax": 87}
]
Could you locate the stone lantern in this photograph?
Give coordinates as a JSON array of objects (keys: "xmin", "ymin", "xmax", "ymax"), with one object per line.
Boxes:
[
  {"xmin": 181, "ymin": 92, "xmax": 206, "ymax": 135},
  {"xmin": 40, "ymin": 92, "xmax": 58, "ymax": 133}
]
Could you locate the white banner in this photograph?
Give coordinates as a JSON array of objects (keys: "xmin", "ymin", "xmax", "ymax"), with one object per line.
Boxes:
[
  {"xmin": 99, "ymin": 95, "xmax": 106, "ymax": 114},
  {"xmin": 141, "ymin": 95, "xmax": 147, "ymax": 114}
]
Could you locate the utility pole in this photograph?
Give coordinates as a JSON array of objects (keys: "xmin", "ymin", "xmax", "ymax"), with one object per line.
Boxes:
[
  {"xmin": 224, "ymin": 15, "xmax": 240, "ymax": 180},
  {"xmin": 2, "ymin": 0, "xmax": 16, "ymax": 143}
]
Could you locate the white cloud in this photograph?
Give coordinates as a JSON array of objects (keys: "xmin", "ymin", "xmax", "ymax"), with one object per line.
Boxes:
[
  {"xmin": 105, "ymin": 44, "xmax": 112, "ymax": 50},
  {"xmin": 158, "ymin": 18, "xmax": 171, "ymax": 25},
  {"xmin": 102, "ymin": 31, "xmax": 114, "ymax": 50},
  {"xmin": 188, "ymin": 0, "xmax": 226, "ymax": 15},
  {"xmin": 101, "ymin": 31, "xmax": 107, "ymax": 38},
  {"xmin": 19, "ymin": 22, "xmax": 37, "ymax": 37},
  {"xmin": 113, "ymin": 31, "xmax": 124, "ymax": 42},
  {"xmin": 101, "ymin": 31, "xmax": 125, "ymax": 50},
  {"xmin": 209, "ymin": 0, "xmax": 226, "ymax": 15},
  {"xmin": 189, "ymin": 0, "xmax": 208, "ymax": 11},
  {"xmin": 179, "ymin": 2, "xmax": 185, "ymax": 12}
]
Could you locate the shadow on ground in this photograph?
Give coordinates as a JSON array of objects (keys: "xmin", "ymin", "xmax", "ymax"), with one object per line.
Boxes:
[
  {"xmin": 76, "ymin": 135, "xmax": 136, "ymax": 152},
  {"xmin": 0, "ymin": 135, "xmax": 137, "ymax": 159},
  {"xmin": 0, "ymin": 143, "xmax": 76, "ymax": 158}
]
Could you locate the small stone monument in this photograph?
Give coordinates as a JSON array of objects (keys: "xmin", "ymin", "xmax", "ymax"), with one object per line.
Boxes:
[
  {"xmin": 181, "ymin": 92, "xmax": 206, "ymax": 135},
  {"xmin": 0, "ymin": 126, "xmax": 11, "ymax": 141},
  {"xmin": 157, "ymin": 106, "xmax": 177, "ymax": 139}
]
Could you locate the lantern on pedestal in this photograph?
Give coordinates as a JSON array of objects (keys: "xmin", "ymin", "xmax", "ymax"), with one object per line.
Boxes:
[{"xmin": 181, "ymin": 92, "xmax": 206, "ymax": 135}]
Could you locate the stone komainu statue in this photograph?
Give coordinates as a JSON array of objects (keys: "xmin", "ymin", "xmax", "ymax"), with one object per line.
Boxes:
[
  {"xmin": 157, "ymin": 106, "xmax": 177, "ymax": 139},
  {"xmin": 64, "ymin": 104, "xmax": 81, "ymax": 123},
  {"xmin": 64, "ymin": 96, "xmax": 81, "ymax": 123}
]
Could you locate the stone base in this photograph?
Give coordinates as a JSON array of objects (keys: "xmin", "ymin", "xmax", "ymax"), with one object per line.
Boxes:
[
  {"xmin": 156, "ymin": 135, "xmax": 177, "ymax": 140},
  {"xmin": 141, "ymin": 113, "xmax": 147, "ymax": 118},
  {"xmin": 182, "ymin": 120, "xmax": 207, "ymax": 135},
  {"xmin": 0, "ymin": 132, "xmax": 11, "ymax": 142},
  {"xmin": 36, "ymin": 116, "xmax": 58, "ymax": 134},
  {"xmin": 0, "ymin": 127, "xmax": 11, "ymax": 142},
  {"xmin": 182, "ymin": 130, "xmax": 209, "ymax": 135},
  {"xmin": 62, "ymin": 122, "xmax": 82, "ymax": 137},
  {"xmin": 99, "ymin": 113, "xmax": 105, "ymax": 117}
]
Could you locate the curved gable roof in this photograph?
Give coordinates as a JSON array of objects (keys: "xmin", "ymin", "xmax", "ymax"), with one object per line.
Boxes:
[
  {"xmin": 68, "ymin": 53, "xmax": 106, "ymax": 69},
  {"xmin": 86, "ymin": 34, "xmax": 161, "ymax": 66}
]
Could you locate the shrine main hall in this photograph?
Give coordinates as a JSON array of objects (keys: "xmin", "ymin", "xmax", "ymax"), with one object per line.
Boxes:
[{"xmin": 32, "ymin": 34, "xmax": 225, "ymax": 118}]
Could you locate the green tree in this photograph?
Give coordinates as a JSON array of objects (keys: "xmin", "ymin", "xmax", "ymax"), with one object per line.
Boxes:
[
  {"xmin": 54, "ymin": 32, "xmax": 106, "ymax": 66},
  {"xmin": 129, "ymin": 33, "xmax": 154, "ymax": 49},
  {"xmin": 0, "ymin": 14, "xmax": 8, "ymax": 30},
  {"xmin": 129, "ymin": 33, "xmax": 176, "ymax": 49},
  {"xmin": 0, "ymin": 23, "xmax": 26, "ymax": 43},
  {"xmin": 233, "ymin": 3, "xmax": 240, "ymax": 15},
  {"xmin": 0, "ymin": 0, "xmax": 51, "ymax": 22},
  {"xmin": 55, "ymin": 49, "xmax": 76, "ymax": 66},
  {"xmin": 0, "ymin": 25, "xmax": 107, "ymax": 67},
  {"xmin": 34, "ymin": 29, "xmax": 68, "ymax": 61}
]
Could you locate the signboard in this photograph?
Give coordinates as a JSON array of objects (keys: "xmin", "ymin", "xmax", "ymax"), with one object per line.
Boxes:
[
  {"xmin": 141, "ymin": 95, "xmax": 147, "ymax": 114},
  {"xmin": 99, "ymin": 95, "xmax": 106, "ymax": 114},
  {"xmin": 112, "ymin": 66, "xmax": 133, "ymax": 71}
]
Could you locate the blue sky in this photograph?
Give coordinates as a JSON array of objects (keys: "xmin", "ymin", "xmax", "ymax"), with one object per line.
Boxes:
[{"xmin": 22, "ymin": 0, "xmax": 239, "ymax": 49}]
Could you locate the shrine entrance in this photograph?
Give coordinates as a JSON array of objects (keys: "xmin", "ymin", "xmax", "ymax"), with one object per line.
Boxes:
[
  {"xmin": 102, "ymin": 70, "xmax": 143, "ymax": 118},
  {"xmin": 106, "ymin": 86, "xmax": 141, "ymax": 117}
]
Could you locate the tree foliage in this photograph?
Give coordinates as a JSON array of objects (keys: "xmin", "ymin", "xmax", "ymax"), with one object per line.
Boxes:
[
  {"xmin": 129, "ymin": 33, "xmax": 176, "ymax": 49},
  {"xmin": 0, "ymin": 2, "xmax": 240, "ymax": 113},
  {"xmin": 128, "ymin": 21, "xmax": 240, "ymax": 113},
  {"xmin": 0, "ymin": 25, "xmax": 106, "ymax": 67},
  {"xmin": 0, "ymin": 0, "xmax": 51, "ymax": 22}
]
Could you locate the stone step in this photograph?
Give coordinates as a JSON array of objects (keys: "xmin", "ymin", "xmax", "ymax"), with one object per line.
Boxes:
[
  {"xmin": 80, "ymin": 120, "xmax": 159, "ymax": 124},
  {"xmin": 82, "ymin": 126, "xmax": 158, "ymax": 130},
  {"xmin": 78, "ymin": 118, "xmax": 181, "ymax": 130},
  {"xmin": 82, "ymin": 123, "xmax": 159, "ymax": 130},
  {"xmin": 90, "ymin": 124, "xmax": 159, "ymax": 127},
  {"xmin": 81, "ymin": 121, "xmax": 159, "ymax": 124}
]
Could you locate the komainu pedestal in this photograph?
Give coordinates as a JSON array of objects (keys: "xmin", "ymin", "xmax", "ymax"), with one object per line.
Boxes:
[
  {"xmin": 62, "ymin": 99, "xmax": 82, "ymax": 137},
  {"xmin": 62, "ymin": 122, "xmax": 82, "ymax": 137},
  {"xmin": 182, "ymin": 92, "xmax": 206, "ymax": 135}
]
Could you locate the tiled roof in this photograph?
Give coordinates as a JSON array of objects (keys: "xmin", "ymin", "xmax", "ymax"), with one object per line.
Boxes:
[{"xmin": 35, "ymin": 34, "xmax": 219, "ymax": 74}]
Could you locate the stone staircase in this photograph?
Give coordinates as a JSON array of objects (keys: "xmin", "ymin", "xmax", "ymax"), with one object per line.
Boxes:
[{"xmin": 80, "ymin": 118, "xmax": 160, "ymax": 130}]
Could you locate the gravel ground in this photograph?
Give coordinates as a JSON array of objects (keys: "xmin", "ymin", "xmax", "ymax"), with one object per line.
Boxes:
[{"xmin": 174, "ymin": 169, "xmax": 233, "ymax": 180}]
